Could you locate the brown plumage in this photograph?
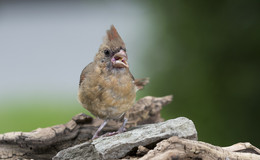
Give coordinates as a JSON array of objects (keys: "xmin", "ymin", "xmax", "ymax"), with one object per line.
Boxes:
[{"xmin": 78, "ymin": 25, "xmax": 148, "ymax": 139}]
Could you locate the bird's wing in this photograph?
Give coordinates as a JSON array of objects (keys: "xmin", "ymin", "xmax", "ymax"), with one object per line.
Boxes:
[
  {"xmin": 134, "ymin": 77, "xmax": 150, "ymax": 91},
  {"xmin": 79, "ymin": 62, "xmax": 94, "ymax": 86}
]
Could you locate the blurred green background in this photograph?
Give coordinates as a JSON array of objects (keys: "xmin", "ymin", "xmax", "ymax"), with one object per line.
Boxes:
[
  {"xmin": 145, "ymin": 0, "xmax": 260, "ymax": 147},
  {"xmin": 1, "ymin": 0, "xmax": 260, "ymax": 148}
]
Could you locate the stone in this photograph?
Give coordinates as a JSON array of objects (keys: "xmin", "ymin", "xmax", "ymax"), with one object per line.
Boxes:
[
  {"xmin": 53, "ymin": 117, "xmax": 197, "ymax": 160},
  {"xmin": 53, "ymin": 142, "xmax": 102, "ymax": 160}
]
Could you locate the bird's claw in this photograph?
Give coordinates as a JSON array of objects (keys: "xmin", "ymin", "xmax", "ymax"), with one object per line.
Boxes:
[{"xmin": 101, "ymin": 128, "xmax": 126, "ymax": 138}]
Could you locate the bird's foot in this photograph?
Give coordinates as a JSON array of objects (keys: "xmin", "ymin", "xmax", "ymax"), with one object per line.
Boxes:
[
  {"xmin": 92, "ymin": 120, "xmax": 108, "ymax": 140},
  {"xmin": 103, "ymin": 131, "xmax": 118, "ymax": 137},
  {"xmin": 92, "ymin": 127, "xmax": 126, "ymax": 140},
  {"xmin": 103, "ymin": 117, "xmax": 127, "ymax": 137},
  {"xmin": 92, "ymin": 118, "xmax": 128, "ymax": 139},
  {"xmin": 102, "ymin": 128, "xmax": 126, "ymax": 137},
  {"xmin": 92, "ymin": 134, "xmax": 99, "ymax": 140}
]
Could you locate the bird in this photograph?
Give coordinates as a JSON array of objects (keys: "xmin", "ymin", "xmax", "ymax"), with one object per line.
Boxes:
[{"xmin": 78, "ymin": 25, "xmax": 148, "ymax": 139}]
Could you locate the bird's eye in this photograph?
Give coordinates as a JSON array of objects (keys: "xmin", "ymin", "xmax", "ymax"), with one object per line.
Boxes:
[{"xmin": 104, "ymin": 49, "xmax": 110, "ymax": 56}]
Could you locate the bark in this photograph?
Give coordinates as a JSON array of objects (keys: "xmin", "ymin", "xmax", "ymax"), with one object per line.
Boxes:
[
  {"xmin": 128, "ymin": 136, "xmax": 260, "ymax": 160},
  {"xmin": 0, "ymin": 95, "xmax": 172, "ymax": 160},
  {"xmin": 53, "ymin": 117, "xmax": 198, "ymax": 160},
  {"xmin": 1, "ymin": 94, "xmax": 260, "ymax": 160}
]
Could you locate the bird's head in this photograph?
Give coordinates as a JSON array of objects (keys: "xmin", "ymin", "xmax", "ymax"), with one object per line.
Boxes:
[{"xmin": 95, "ymin": 25, "xmax": 128, "ymax": 69}]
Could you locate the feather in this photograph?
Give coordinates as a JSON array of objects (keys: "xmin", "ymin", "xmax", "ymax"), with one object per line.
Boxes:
[
  {"xmin": 107, "ymin": 25, "xmax": 121, "ymax": 41},
  {"xmin": 105, "ymin": 25, "xmax": 125, "ymax": 51},
  {"xmin": 134, "ymin": 78, "xmax": 150, "ymax": 90}
]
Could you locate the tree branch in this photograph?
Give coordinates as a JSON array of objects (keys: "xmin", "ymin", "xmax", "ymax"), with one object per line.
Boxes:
[
  {"xmin": 0, "ymin": 95, "xmax": 173, "ymax": 160},
  {"xmin": 135, "ymin": 136, "xmax": 260, "ymax": 160}
]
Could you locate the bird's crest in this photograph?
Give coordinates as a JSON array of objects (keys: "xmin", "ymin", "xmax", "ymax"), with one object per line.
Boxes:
[
  {"xmin": 107, "ymin": 25, "xmax": 121, "ymax": 41},
  {"xmin": 105, "ymin": 25, "xmax": 125, "ymax": 50}
]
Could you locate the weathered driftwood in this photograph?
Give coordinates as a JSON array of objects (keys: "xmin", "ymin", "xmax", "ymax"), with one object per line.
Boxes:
[
  {"xmin": 53, "ymin": 118, "xmax": 260, "ymax": 160},
  {"xmin": 0, "ymin": 95, "xmax": 173, "ymax": 160},
  {"xmin": 1, "ymin": 94, "xmax": 260, "ymax": 160},
  {"xmin": 129, "ymin": 136, "xmax": 260, "ymax": 160},
  {"xmin": 53, "ymin": 117, "xmax": 198, "ymax": 160}
]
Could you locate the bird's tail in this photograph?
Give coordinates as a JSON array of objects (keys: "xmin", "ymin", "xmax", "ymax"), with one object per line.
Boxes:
[{"xmin": 134, "ymin": 77, "xmax": 150, "ymax": 91}]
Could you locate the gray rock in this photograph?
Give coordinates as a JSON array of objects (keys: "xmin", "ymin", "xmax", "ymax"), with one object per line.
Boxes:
[
  {"xmin": 53, "ymin": 117, "xmax": 197, "ymax": 160},
  {"xmin": 53, "ymin": 142, "xmax": 102, "ymax": 160}
]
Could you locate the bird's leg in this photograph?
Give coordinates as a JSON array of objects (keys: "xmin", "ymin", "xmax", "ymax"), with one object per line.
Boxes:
[
  {"xmin": 117, "ymin": 118, "xmax": 127, "ymax": 133},
  {"xmin": 92, "ymin": 120, "xmax": 108, "ymax": 140},
  {"xmin": 103, "ymin": 118, "xmax": 128, "ymax": 137}
]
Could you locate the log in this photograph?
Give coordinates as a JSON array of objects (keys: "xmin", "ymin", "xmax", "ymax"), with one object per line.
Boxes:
[
  {"xmin": 53, "ymin": 117, "xmax": 198, "ymax": 160},
  {"xmin": 0, "ymin": 95, "xmax": 173, "ymax": 160},
  {"xmin": 133, "ymin": 136, "xmax": 260, "ymax": 160},
  {"xmin": 1, "ymin": 94, "xmax": 260, "ymax": 160},
  {"xmin": 53, "ymin": 121, "xmax": 260, "ymax": 160}
]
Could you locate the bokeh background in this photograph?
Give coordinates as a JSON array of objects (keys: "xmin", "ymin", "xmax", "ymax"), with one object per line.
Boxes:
[{"xmin": 1, "ymin": 0, "xmax": 260, "ymax": 147}]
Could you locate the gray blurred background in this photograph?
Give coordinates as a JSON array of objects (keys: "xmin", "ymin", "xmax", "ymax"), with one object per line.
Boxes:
[{"xmin": 1, "ymin": 0, "xmax": 260, "ymax": 147}]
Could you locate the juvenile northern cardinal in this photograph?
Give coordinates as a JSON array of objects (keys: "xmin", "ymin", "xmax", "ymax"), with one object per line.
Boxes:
[{"xmin": 78, "ymin": 25, "xmax": 148, "ymax": 139}]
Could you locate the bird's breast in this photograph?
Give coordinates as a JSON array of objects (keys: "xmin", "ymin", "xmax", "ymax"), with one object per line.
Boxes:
[{"xmin": 79, "ymin": 69, "xmax": 136, "ymax": 119}]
